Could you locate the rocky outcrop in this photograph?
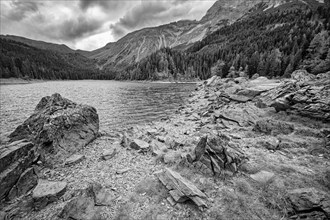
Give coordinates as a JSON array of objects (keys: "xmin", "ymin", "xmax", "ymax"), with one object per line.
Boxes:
[
  {"xmin": 185, "ymin": 135, "xmax": 246, "ymax": 175},
  {"xmin": 0, "ymin": 140, "xmax": 36, "ymax": 201},
  {"xmin": 261, "ymin": 70, "xmax": 330, "ymax": 121},
  {"xmin": 287, "ymin": 188, "xmax": 330, "ymax": 219},
  {"xmin": 156, "ymin": 168, "xmax": 208, "ymax": 208},
  {"xmin": 8, "ymin": 93, "xmax": 99, "ymax": 165}
]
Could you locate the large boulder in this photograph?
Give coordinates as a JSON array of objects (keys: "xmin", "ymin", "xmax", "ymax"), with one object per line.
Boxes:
[
  {"xmin": 291, "ymin": 69, "xmax": 316, "ymax": 82},
  {"xmin": 186, "ymin": 135, "xmax": 247, "ymax": 175},
  {"xmin": 8, "ymin": 93, "xmax": 99, "ymax": 164},
  {"xmin": 0, "ymin": 140, "xmax": 36, "ymax": 201}
]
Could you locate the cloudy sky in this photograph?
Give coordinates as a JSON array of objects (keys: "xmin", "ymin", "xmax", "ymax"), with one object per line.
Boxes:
[{"xmin": 0, "ymin": 0, "xmax": 216, "ymax": 51}]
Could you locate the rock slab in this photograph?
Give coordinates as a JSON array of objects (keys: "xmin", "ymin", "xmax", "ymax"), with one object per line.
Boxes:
[
  {"xmin": 32, "ymin": 179, "xmax": 67, "ymax": 210},
  {"xmin": 156, "ymin": 168, "xmax": 208, "ymax": 208},
  {"xmin": 0, "ymin": 140, "xmax": 35, "ymax": 200},
  {"xmin": 65, "ymin": 154, "xmax": 85, "ymax": 166},
  {"xmin": 287, "ymin": 187, "xmax": 330, "ymax": 219}
]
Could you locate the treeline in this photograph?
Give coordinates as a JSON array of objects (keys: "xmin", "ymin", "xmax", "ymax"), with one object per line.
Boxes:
[
  {"xmin": 0, "ymin": 39, "xmax": 113, "ymax": 80},
  {"xmin": 120, "ymin": 3, "xmax": 330, "ymax": 80}
]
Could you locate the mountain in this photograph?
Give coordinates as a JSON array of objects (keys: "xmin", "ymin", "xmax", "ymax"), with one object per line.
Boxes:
[
  {"xmin": 91, "ymin": 0, "xmax": 303, "ymax": 69},
  {"xmin": 121, "ymin": 0, "xmax": 329, "ymax": 80},
  {"xmin": 0, "ymin": 35, "xmax": 89, "ymax": 56},
  {"xmin": 0, "ymin": 38, "xmax": 108, "ymax": 80}
]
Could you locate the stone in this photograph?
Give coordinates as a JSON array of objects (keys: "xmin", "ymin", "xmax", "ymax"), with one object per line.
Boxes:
[
  {"xmin": 251, "ymin": 73, "xmax": 260, "ymax": 80},
  {"xmin": 32, "ymin": 179, "xmax": 67, "ymax": 210},
  {"xmin": 189, "ymin": 135, "xmax": 246, "ymax": 175},
  {"xmin": 150, "ymin": 140, "xmax": 167, "ymax": 156},
  {"xmin": 59, "ymin": 196, "xmax": 103, "ymax": 220},
  {"xmin": 156, "ymin": 168, "xmax": 208, "ymax": 208},
  {"xmin": 100, "ymin": 148, "xmax": 117, "ymax": 160},
  {"xmin": 254, "ymin": 119, "xmax": 294, "ymax": 135},
  {"xmin": 8, "ymin": 167, "xmax": 38, "ymax": 200},
  {"xmin": 287, "ymin": 188, "xmax": 330, "ymax": 219},
  {"xmin": 92, "ymin": 183, "xmax": 114, "ymax": 206},
  {"xmin": 291, "ymin": 69, "xmax": 316, "ymax": 82},
  {"xmin": 205, "ymin": 75, "xmax": 219, "ymax": 87},
  {"xmin": 250, "ymin": 171, "xmax": 275, "ymax": 184},
  {"xmin": 8, "ymin": 93, "xmax": 99, "ymax": 165},
  {"xmin": 0, "ymin": 140, "xmax": 35, "ymax": 200},
  {"xmin": 163, "ymin": 151, "xmax": 181, "ymax": 164},
  {"xmin": 130, "ymin": 139, "xmax": 149, "ymax": 150},
  {"xmin": 116, "ymin": 168, "xmax": 131, "ymax": 174},
  {"xmin": 65, "ymin": 154, "xmax": 85, "ymax": 166}
]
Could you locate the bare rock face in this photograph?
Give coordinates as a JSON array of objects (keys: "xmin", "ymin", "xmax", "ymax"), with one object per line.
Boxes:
[
  {"xmin": 287, "ymin": 188, "xmax": 330, "ymax": 219},
  {"xmin": 156, "ymin": 168, "xmax": 208, "ymax": 208},
  {"xmin": 8, "ymin": 93, "xmax": 99, "ymax": 165},
  {"xmin": 0, "ymin": 140, "xmax": 36, "ymax": 201}
]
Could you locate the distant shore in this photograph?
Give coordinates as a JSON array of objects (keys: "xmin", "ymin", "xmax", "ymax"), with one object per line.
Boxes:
[
  {"xmin": 0, "ymin": 77, "xmax": 200, "ymax": 85},
  {"xmin": 0, "ymin": 78, "xmax": 45, "ymax": 85}
]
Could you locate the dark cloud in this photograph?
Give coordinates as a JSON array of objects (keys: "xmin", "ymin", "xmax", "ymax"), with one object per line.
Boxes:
[
  {"xmin": 6, "ymin": 1, "xmax": 40, "ymax": 21},
  {"xmin": 52, "ymin": 16, "xmax": 103, "ymax": 41},
  {"xmin": 79, "ymin": 0, "xmax": 123, "ymax": 10},
  {"xmin": 110, "ymin": 1, "xmax": 192, "ymax": 39}
]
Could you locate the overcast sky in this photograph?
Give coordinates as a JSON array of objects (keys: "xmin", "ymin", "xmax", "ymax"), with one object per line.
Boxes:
[{"xmin": 0, "ymin": 0, "xmax": 216, "ymax": 51}]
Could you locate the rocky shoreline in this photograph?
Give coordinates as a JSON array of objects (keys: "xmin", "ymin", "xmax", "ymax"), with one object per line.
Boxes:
[{"xmin": 1, "ymin": 70, "xmax": 329, "ymax": 220}]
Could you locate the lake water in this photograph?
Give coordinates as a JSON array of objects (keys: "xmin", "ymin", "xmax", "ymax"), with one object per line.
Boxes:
[{"xmin": 0, "ymin": 80, "xmax": 195, "ymax": 138}]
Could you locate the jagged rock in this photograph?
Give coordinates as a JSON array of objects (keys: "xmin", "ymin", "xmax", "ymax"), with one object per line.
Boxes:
[
  {"xmin": 130, "ymin": 139, "xmax": 149, "ymax": 150},
  {"xmin": 250, "ymin": 171, "xmax": 275, "ymax": 184},
  {"xmin": 254, "ymin": 119, "xmax": 294, "ymax": 135},
  {"xmin": 0, "ymin": 140, "xmax": 35, "ymax": 200},
  {"xmin": 8, "ymin": 93, "xmax": 99, "ymax": 165},
  {"xmin": 188, "ymin": 135, "xmax": 246, "ymax": 175},
  {"xmin": 156, "ymin": 168, "xmax": 208, "ymax": 208},
  {"xmin": 287, "ymin": 188, "xmax": 330, "ymax": 219},
  {"xmin": 261, "ymin": 73, "xmax": 330, "ymax": 121},
  {"xmin": 65, "ymin": 154, "xmax": 85, "ymax": 166},
  {"xmin": 291, "ymin": 69, "xmax": 316, "ymax": 82},
  {"xmin": 8, "ymin": 167, "xmax": 38, "ymax": 200},
  {"xmin": 100, "ymin": 148, "xmax": 117, "ymax": 160},
  {"xmin": 32, "ymin": 179, "xmax": 67, "ymax": 210}
]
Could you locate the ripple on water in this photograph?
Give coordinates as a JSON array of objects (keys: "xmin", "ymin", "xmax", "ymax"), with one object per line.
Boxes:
[{"xmin": 0, "ymin": 80, "xmax": 195, "ymax": 136}]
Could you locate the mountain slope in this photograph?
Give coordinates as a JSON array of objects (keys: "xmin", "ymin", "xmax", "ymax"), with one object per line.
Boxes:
[
  {"xmin": 0, "ymin": 39, "xmax": 106, "ymax": 80},
  {"xmin": 121, "ymin": 0, "xmax": 329, "ymax": 80},
  {"xmin": 0, "ymin": 35, "xmax": 89, "ymax": 56},
  {"xmin": 92, "ymin": 0, "xmax": 300, "ymax": 69}
]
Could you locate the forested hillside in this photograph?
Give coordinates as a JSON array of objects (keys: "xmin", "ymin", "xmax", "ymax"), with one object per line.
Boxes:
[
  {"xmin": 0, "ymin": 39, "xmax": 111, "ymax": 80},
  {"xmin": 119, "ymin": 2, "xmax": 329, "ymax": 80}
]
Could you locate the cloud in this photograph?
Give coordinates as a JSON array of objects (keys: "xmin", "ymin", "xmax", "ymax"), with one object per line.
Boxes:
[
  {"xmin": 6, "ymin": 0, "xmax": 40, "ymax": 21},
  {"xmin": 53, "ymin": 16, "xmax": 103, "ymax": 41},
  {"xmin": 109, "ymin": 0, "xmax": 195, "ymax": 39},
  {"xmin": 1, "ymin": 0, "xmax": 215, "ymax": 50}
]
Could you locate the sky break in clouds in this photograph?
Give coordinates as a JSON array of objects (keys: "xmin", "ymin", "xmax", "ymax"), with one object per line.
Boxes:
[{"xmin": 0, "ymin": 0, "xmax": 216, "ymax": 51}]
